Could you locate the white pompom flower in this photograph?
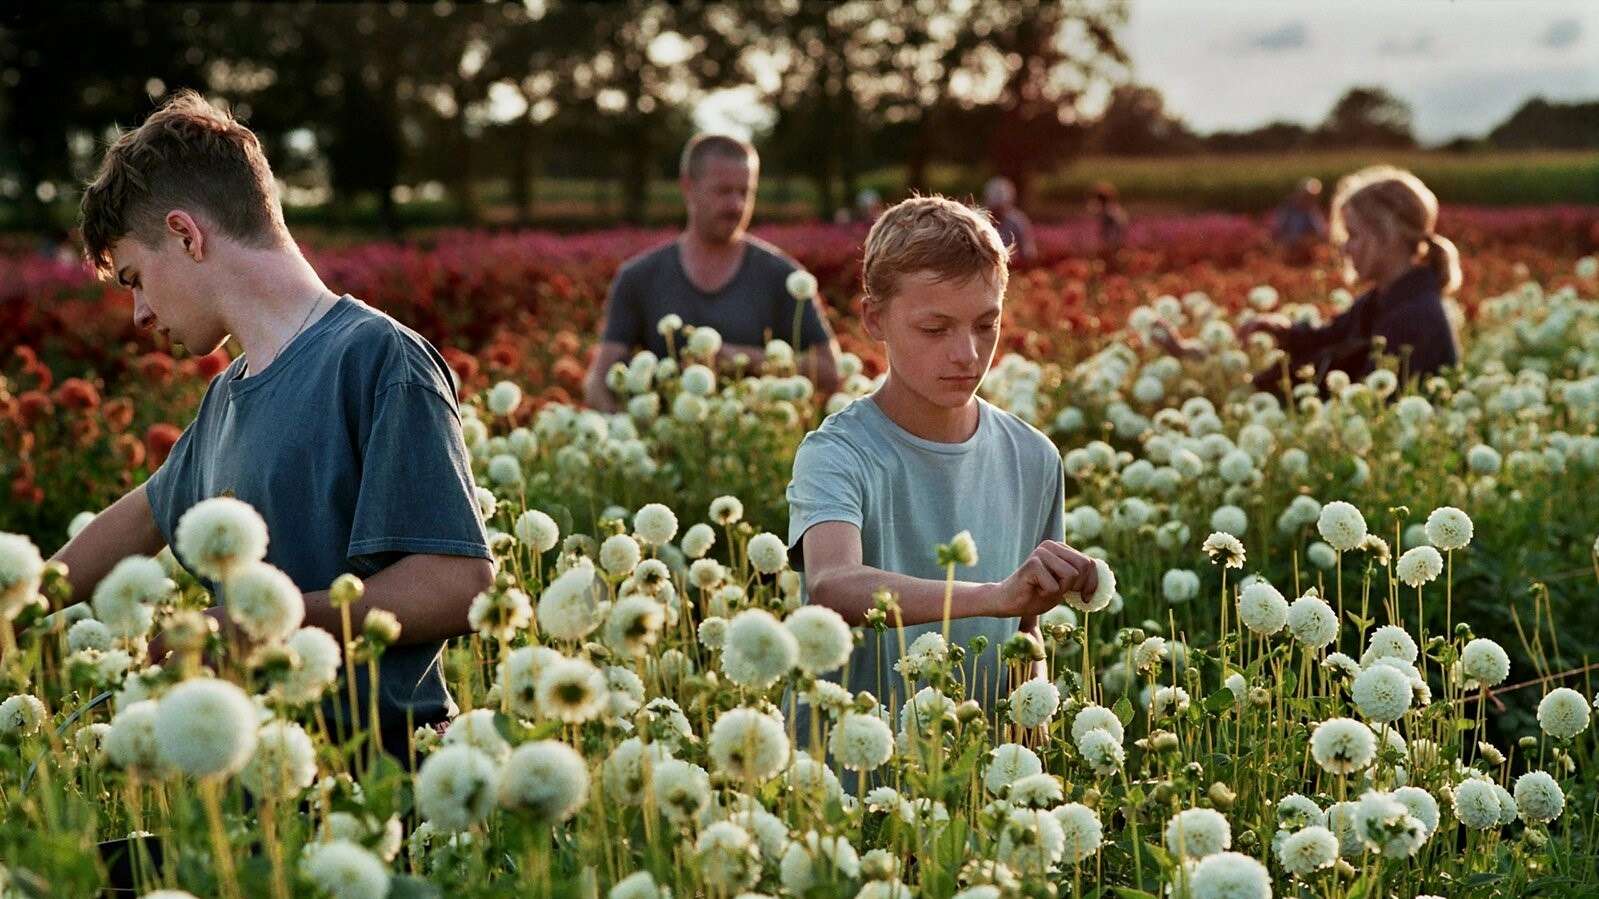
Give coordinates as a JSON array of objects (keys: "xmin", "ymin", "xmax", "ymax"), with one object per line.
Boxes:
[
  {"xmin": 224, "ymin": 561, "xmax": 305, "ymax": 643},
  {"xmin": 985, "ymin": 743, "xmax": 1043, "ymax": 795},
  {"xmin": 599, "ymin": 534, "xmax": 642, "ymax": 576},
  {"xmin": 1395, "ymin": 546, "xmax": 1443, "ymax": 588},
  {"xmin": 0, "ymin": 532, "xmax": 45, "ymax": 619},
  {"xmin": 1514, "ymin": 770, "xmax": 1565, "ymax": 823},
  {"xmin": 785, "ymin": 605, "xmax": 853, "ymax": 675},
  {"xmin": 1061, "ymin": 557, "xmax": 1116, "ymax": 613},
  {"xmin": 829, "ymin": 712, "xmax": 894, "ymax": 772},
  {"xmin": 1053, "ymin": 803, "xmax": 1103, "ymax": 864},
  {"xmin": 1186, "ymin": 852, "xmax": 1271, "ymax": 899},
  {"xmin": 1317, "ymin": 501, "xmax": 1367, "ymax": 552},
  {"xmin": 536, "ymin": 560, "xmax": 603, "ymax": 642},
  {"xmin": 708, "ymin": 707, "xmax": 790, "ymax": 782},
  {"xmin": 1237, "ymin": 580, "xmax": 1288, "ymax": 635},
  {"xmin": 154, "ymin": 678, "xmax": 259, "ymax": 778},
  {"xmin": 720, "ymin": 609, "xmax": 798, "ymax": 689},
  {"xmin": 1537, "ymin": 687, "xmax": 1591, "ymax": 740},
  {"xmin": 747, "ymin": 532, "xmax": 789, "ymax": 575},
  {"xmin": 1275, "ymin": 825, "xmax": 1338, "ymax": 877},
  {"xmin": 1424, "ymin": 506, "xmax": 1473, "ymax": 551},
  {"xmin": 1008, "ymin": 677, "xmax": 1061, "ymax": 728},
  {"xmin": 415, "ymin": 744, "xmax": 500, "ymax": 832},
  {"xmin": 1352, "ymin": 664, "xmax": 1413, "ymax": 724},
  {"xmin": 1452, "ymin": 778, "xmax": 1502, "ymax": 830},
  {"xmin": 278, "ymin": 627, "xmax": 341, "ymax": 705},
  {"xmin": 486, "ymin": 380, "xmax": 522, "ymax": 417},
  {"xmin": 1461, "ymin": 638, "xmax": 1510, "ymax": 687},
  {"xmin": 1311, "ymin": 718, "xmax": 1377, "ymax": 774},
  {"xmin": 786, "ymin": 269, "xmax": 819, "ymax": 301},
  {"xmin": 1286, "ymin": 589, "xmax": 1337, "ymax": 648},
  {"xmin": 514, "ymin": 510, "xmax": 560, "ymax": 553},
  {"xmin": 91, "ymin": 555, "xmax": 172, "ymax": 638},
  {"xmin": 240, "ymin": 721, "xmax": 318, "ymax": 800},
  {"xmin": 499, "ymin": 740, "xmax": 590, "ymax": 825},
  {"xmin": 632, "ymin": 503, "xmax": 678, "ymax": 547},
  {"xmin": 301, "ymin": 840, "xmax": 391, "ymax": 899},
  {"xmin": 0, "ymin": 694, "xmax": 47, "ymax": 737},
  {"xmin": 174, "ymin": 496, "xmax": 269, "ymax": 580},
  {"xmin": 1164, "ymin": 807, "xmax": 1231, "ymax": 859}
]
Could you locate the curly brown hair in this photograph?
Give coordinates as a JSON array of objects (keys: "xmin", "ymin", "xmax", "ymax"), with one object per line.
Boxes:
[{"xmin": 79, "ymin": 90, "xmax": 287, "ymax": 278}]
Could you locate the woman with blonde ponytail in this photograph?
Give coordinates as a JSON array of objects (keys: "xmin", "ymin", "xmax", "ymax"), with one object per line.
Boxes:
[{"xmin": 1242, "ymin": 164, "xmax": 1461, "ymax": 390}]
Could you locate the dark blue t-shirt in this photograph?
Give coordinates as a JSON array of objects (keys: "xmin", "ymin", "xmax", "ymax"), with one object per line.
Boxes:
[
  {"xmin": 601, "ymin": 236, "xmax": 833, "ymax": 358},
  {"xmin": 145, "ymin": 295, "xmax": 490, "ymax": 731}
]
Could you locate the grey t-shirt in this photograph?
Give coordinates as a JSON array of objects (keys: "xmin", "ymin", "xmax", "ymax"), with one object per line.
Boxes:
[
  {"xmin": 786, "ymin": 395, "xmax": 1065, "ymax": 716},
  {"xmin": 601, "ymin": 236, "xmax": 833, "ymax": 358},
  {"xmin": 146, "ymin": 295, "xmax": 490, "ymax": 734}
]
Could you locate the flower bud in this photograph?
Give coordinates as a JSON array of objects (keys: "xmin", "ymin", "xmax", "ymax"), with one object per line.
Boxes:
[
  {"xmin": 362, "ymin": 609, "xmax": 401, "ymax": 648},
  {"xmin": 1208, "ymin": 781, "xmax": 1236, "ymax": 810},
  {"xmin": 330, "ymin": 574, "xmax": 364, "ymax": 609},
  {"xmin": 955, "ymin": 700, "xmax": 984, "ymax": 724}
]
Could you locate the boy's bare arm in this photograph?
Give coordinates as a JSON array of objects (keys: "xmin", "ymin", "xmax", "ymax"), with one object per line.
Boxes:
[
  {"xmin": 50, "ymin": 484, "xmax": 167, "ymax": 609},
  {"xmin": 296, "ymin": 553, "xmax": 494, "ymax": 646},
  {"xmin": 801, "ymin": 521, "xmax": 1097, "ymax": 627},
  {"xmin": 583, "ymin": 340, "xmax": 631, "ymax": 412}
]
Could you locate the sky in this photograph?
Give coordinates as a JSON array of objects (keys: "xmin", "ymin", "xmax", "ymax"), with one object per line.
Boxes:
[
  {"xmin": 1123, "ymin": 0, "xmax": 1599, "ymax": 144},
  {"xmin": 692, "ymin": 0, "xmax": 1598, "ymax": 145}
]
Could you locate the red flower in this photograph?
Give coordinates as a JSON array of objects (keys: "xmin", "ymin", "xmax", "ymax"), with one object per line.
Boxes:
[
  {"xmin": 10, "ymin": 477, "xmax": 42, "ymax": 506},
  {"xmin": 115, "ymin": 433, "xmax": 146, "ymax": 469},
  {"xmin": 195, "ymin": 348, "xmax": 231, "ymax": 379},
  {"xmin": 138, "ymin": 352, "xmax": 176, "ymax": 385},
  {"xmin": 103, "ymin": 397, "xmax": 135, "ymax": 432},
  {"xmin": 552, "ymin": 356, "xmax": 585, "ymax": 391},
  {"xmin": 16, "ymin": 391, "xmax": 53, "ymax": 429},
  {"xmin": 54, "ymin": 377, "xmax": 101, "ymax": 411},
  {"xmin": 145, "ymin": 423, "xmax": 181, "ymax": 469}
]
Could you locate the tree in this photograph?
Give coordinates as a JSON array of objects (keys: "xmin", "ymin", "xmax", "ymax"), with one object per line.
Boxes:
[
  {"xmin": 1488, "ymin": 98, "xmax": 1599, "ymax": 150},
  {"xmin": 1317, "ymin": 86, "xmax": 1415, "ymax": 149},
  {"xmin": 1092, "ymin": 83, "xmax": 1197, "ymax": 155}
]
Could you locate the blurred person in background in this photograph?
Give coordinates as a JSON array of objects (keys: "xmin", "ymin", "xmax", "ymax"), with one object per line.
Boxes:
[
  {"xmin": 585, "ymin": 134, "xmax": 841, "ymax": 411},
  {"xmin": 983, "ymin": 176, "xmax": 1038, "ymax": 263},
  {"xmin": 1271, "ymin": 177, "xmax": 1329, "ymax": 265},
  {"xmin": 1154, "ymin": 165, "xmax": 1461, "ymax": 393}
]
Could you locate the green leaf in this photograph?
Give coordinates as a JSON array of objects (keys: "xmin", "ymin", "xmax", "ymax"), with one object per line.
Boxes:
[
  {"xmin": 1204, "ymin": 688, "xmax": 1236, "ymax": 712},
  {"xmin": 1113, "ymin": 696, "xmax": 1135, "ymax": 726},
  {"xmin": 1455, "ymin": 718, "xmax": 1476, "ymax": 731},
  {"xmin": 1112, "ymin": 889, "xmax": 1158, "ymax": 899}
]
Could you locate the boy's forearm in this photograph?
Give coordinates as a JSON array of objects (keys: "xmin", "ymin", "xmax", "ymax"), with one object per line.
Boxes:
[
  {"xmin": 296, "ymin": 554, "xmax": 491, "ymax": 645},
  {"xmin": 810, "ymin": 563, "xmax": 1001, "ymax": 627},
  {"xmin": 49, "ymin": 484, "xmax": 166, "ymax": 610}
]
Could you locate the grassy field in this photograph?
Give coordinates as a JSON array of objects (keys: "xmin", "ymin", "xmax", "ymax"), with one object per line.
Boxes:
[{"xmin": 5, "ymin": 149, "xmax": 1595, "ymax": 235}]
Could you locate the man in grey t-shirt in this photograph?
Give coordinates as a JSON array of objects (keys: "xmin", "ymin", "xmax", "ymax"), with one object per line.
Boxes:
[
  {"xmin": 584, "ymin": 134, "xmax": 841, "ymax": 411},
  {"xmin": 49, "ymin": 91, "xmax": 493, "ymax": 760}
]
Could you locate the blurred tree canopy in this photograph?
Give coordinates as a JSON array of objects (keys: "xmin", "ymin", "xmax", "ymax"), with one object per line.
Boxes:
[
  {"xmin": 0, "ymin": 0, "xmax": 1131, "ymax": 229},
  {"xmin": 1, "ymin": 2, "xmax": 1588, "ymax": 232}
]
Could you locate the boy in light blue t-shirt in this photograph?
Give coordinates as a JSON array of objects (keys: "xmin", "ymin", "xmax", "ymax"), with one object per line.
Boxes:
[{"xmin": 786, "ymin": 196, "xmax": 1100, "ymax": 718}]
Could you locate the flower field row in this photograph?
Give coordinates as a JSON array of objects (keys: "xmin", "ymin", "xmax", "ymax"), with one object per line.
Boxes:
[{"xmin": 2, "ymin": 217, "xmax": 1599, "ymax": 894}]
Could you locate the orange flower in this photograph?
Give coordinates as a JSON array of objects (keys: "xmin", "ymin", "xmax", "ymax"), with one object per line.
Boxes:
[
  {"xmin": 145, "ymin": 423, "xmax": 181, "ymax": 469},
  {"xmin": 115, "ymin": 433, "xmax": 147, "ymax": 469},
  {"xmin": 10, "ymin": 476, "xmax": 42, "ymax": 506},
  {"xmin": 71, "ymin": 416, "xmax": 101, "ymax": 446},
  {"xmin": 552, "ymin": 356, "xmax": 585, "ymax": 391},
  {"xmin": 103, "ymin": 397, "xmax": 135, "ymax": 432}
]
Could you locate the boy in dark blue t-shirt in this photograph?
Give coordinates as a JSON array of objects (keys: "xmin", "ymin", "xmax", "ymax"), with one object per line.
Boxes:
[{"xmin": 49, "ymin": 90, "xmax": 492, "ymax": 751}]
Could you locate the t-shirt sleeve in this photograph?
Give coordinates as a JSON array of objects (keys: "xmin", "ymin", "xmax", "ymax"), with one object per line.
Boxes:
[
  {"xmin": 347, "ymin": 382, "xmax": 490, "ymax": 568},
  {"xmin": 785, "ymin": 431, "xmax": 865, "ymax": 571},
  {"xmin": 600, "ymin": 262, "xmax": 645, "ymax": 349},
  {"xmin": 1043, "ymin": 458, "xmax": 1066, "ymax": 544},
  {"xmin": 142, "ymin": 423, "xmax": 198, "ymax": 548}
]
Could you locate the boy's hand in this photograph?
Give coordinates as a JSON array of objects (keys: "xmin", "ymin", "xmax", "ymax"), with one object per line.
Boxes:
[
  {"xmin": 992, "ymin": 541, "xmax": 1098, "ymax": 618},
  {"xmin": 1239, "ymin": 314, "xmax": 1291, "ymax": 341}
]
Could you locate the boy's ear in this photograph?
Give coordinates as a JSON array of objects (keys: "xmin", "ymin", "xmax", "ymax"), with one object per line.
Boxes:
[{"xmin": 860, "ymin": 296, "xmax": 886, "ymax": 342}]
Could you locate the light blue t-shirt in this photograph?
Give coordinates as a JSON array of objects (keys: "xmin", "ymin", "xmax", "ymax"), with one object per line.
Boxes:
[{"xmin": 786, "ymin": 395, "xmax": 1065, "ymax": 715}]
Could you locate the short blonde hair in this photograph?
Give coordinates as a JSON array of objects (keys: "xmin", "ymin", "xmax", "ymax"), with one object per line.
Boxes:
[
  {"xmin": 862, "ymin": 195, "xmax": 1009, "ymax": 304},
  {"xmin": 1331, "ymin": 165, "xmax": 1461, "ymax": 296}
]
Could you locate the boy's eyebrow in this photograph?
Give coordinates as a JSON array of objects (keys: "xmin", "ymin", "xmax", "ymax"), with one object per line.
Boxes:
[{"xmin": 919, "ymin": 309, "xmax": 1001, "ymax": 323}]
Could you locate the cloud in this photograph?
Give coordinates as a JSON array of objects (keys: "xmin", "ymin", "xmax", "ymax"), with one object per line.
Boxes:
[
  {"xmin": 1539, "ymin": 18, "xmax": 1581, "ymax": 49},
  {"xmin": 1377, "ymin": 34, "xmax": 1434, "ymax": 57},
  {"xmin": 1229, "ymin": 21, "xmax": 1309, "ymax": 53}
]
